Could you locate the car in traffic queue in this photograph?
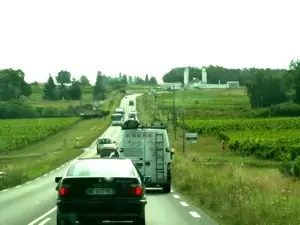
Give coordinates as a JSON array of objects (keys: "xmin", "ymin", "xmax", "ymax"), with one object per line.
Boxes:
[
  {"xmin": 99, "ymin": 144, "xmax": 119, "ymax": 158},
  {"xmin": 129, "ymin": 100, "xmax": 134, "ymax": 106},
  {"xmin": 55, "ymin": 158, "xmax": 151, "ymax": 225},
  {"xmin": 96, "ymin": 137, "xmax": 116, "ymax": 154}
]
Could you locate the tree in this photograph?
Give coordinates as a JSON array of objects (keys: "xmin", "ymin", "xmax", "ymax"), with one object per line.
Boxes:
[
  {"xmin": 80, "ymin": 75, "xmax": 90, "ymax": 86},
  {"xmin": 149, "ymin": 76, "xmax": 158, "ymax": 85},
  {"xmin": 93, "ymin": 71, "xmax": 105, "ymax": 100},
  {"xmin": 288, "ymin": 60, "xmax": 300, "ymax": 103},
  {"xmin": 246, "ymin": 73, "xmax": 286, "ymax": 108},
  {"xmin": 128, "ymin": 75, "xmax": 133, "ymax": 84},
  {"xmin": 69, "ymin": 78, "xmax": 82, "ymax": 100},
  {"xmin": 43, "ymin": 75, "xmax": 57, "ymax": 100},
  {"xmin": 122, "ymin": 74, "xmax": 128, "ymax": 84},
  {"xmin": 145, "ymin": 74, "xmax": 149, "ymax": 84},
  {"xmin": 0, "ymin": 69, "xmax": 32, "ymax": 101},
  {"xmin": 56, "ymin": 70, "xmax": 71, "ymax": 85}
]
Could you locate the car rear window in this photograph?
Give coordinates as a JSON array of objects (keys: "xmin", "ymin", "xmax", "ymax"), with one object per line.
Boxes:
[
  {"xmin": 98, "ymin": 138, "xmax": 112, "ymax": 144},
  {"xmin": 66, "ymin": 159, "xmax": 136, "ymax": 177}
]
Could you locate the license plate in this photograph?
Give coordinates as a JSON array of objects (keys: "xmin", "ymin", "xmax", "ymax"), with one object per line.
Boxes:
[{"xmin": 86, "ymin": 188, "xmax": 115, "ymax": 195}]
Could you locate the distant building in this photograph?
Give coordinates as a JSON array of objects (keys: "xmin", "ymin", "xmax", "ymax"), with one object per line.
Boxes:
[
  {"xmin": 227, "ymin": 81, "xmax": 240, "ymax": 88},
  {"xmin": 160, "ymin": 82, "xmax": 182, "ymax": 90},
  {"xmin": 187, "ymin": 78, "xmax": 201, "ymax": 89},
  {"xmin": 54, "ymin": 82, "xmax": 72, "ymax": 87}
]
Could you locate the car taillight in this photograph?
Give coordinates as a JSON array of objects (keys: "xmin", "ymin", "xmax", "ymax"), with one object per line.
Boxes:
[
  {"xmin": 128, "ymin": 185, "xmax": 143, "ymax": 196},
  {"xmin": 59, "ymin": 187, "xmax": 70, "ymax": 196}
]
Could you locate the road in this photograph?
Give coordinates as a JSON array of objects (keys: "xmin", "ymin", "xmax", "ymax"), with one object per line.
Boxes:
[{"xmin": 0, "ymin": 94, "xmax": 218, "ymax": 225}]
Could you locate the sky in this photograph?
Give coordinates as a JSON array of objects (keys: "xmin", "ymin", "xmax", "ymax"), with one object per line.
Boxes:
[{"xmin": 0, "ymin": 0, "xmax": 299, "ymax": 84}]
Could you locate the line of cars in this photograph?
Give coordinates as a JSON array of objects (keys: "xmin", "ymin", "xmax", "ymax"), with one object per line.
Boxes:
[{"xmin": 54, "ymin": 100, "xmax": 174, "ymax": 224}]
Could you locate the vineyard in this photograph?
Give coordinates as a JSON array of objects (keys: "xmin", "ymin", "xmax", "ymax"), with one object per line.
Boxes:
[
  {"xmin": 0, "ymin": 117, "xmax": 81, "ymax": 152},
  {"xmin": 181, "ymin": 117, "xmax": 300, "ymax": 161},
  {"xmin": 183, "ymin": 117, "xmax": 300, "ymax": 134},
  {"xmin": 219, "ymin": 130, "xmax": 300, "ymax": 161}
]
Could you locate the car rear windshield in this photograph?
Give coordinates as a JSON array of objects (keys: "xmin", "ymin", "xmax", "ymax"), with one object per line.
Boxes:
[
  {"xmin": 98, "ymin": 138, "xmax": 112, "ymax": 144},
  {"xmin": 66, "ymin": 160, "xmax": 136, "ymax": 177},
  {"xmin": 111, "ymin": 115, "xmax": 122, "ymax": 120}
]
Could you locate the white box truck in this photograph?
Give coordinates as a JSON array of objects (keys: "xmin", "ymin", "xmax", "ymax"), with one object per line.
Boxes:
[{"xmin": 118, "ymin": 120, "xmax": 173, "ymax": 193}]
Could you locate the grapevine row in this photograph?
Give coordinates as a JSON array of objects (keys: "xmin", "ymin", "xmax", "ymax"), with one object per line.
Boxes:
[
  {"xmin": 0, "ymin": 117, "xmax": 81, "ymax": 152},
  {"xmin": 182, "ymin": 117, "xmax": 300, "ymax": 134},
  {"xmin": 219, "ymin": 130, "xmax": 300, "ymax": 161}
]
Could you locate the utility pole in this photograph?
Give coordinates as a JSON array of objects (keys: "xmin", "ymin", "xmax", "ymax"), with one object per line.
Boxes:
[
  {"xmin": 154, "ymin": 95, "xmax": 157, "ymax": 120},
  {"xmin": 172, "ymin": 85, "xmax": 176, "ymax": 140},
  {"xmin": 182, "ymin": 109, "xmax": 185, "ymax": 153},
  {"xmin": 161, "ymin": 93, "xmax": 164, "ymax": 121}
]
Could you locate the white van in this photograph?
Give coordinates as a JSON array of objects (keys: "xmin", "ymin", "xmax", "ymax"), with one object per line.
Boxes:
[
  {"xmin": 118, "ymin": 120, "xmax": 173, "ymax": 193},
  {"xmin": 111, "ymin": 113, "xmax": 124, "ymax": 126}
]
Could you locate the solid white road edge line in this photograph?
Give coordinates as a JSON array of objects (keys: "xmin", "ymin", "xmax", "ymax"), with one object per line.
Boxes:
[
  {"xmin": 180, "ymin": 201, "xmax": 189, "ymax": 207},
  {"xmin": 189, "ymin": 211, "xmax": 201, "ymax": 218},
  {"xmin": 28, "ymin": 207, "xmax": 57, "ymax": 225},
  {"xmin": 38, "ymin": 218, "xmax": 51, "ymax": 225},
  {"xmin": 173, "ymin": 194, "xmax": 180, "ymax": 198}
]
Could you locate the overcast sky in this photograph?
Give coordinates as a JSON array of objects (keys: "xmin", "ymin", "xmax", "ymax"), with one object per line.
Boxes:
[{"xmin": 0, "ymin": 0, "xmax": 299, "ymax": 84}]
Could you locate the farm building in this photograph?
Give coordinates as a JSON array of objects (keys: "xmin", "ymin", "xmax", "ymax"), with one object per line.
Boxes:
[{"xmin": 160, "ymin": 82, "xmax": 182, "ymax": 90}]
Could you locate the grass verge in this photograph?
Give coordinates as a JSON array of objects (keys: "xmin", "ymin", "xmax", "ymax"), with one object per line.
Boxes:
[
  {"xmin": 136, "ymin": 94, "xmax": 300, "ymax": 225},
  {"xmin": 0, "ymin": 91, "xmax": 124, "ymax": 190}
]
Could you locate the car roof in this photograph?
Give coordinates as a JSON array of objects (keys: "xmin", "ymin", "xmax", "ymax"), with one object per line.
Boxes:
[
  {"xmin": 74, "ymin": 158, "xmax": 132, "ymax": 164},
  {"xmin": 98, "ymin": 137, "xmax": 111, "ymax": 139},
  {"xmin": 100, "ymin": 143, "xmax": 117, "ymax": 148}
]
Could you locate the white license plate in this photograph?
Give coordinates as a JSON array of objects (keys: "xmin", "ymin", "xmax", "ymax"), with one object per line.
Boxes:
[{"xmin": 86, "ymin": 188, "xmax": 115, "ymax": 195}]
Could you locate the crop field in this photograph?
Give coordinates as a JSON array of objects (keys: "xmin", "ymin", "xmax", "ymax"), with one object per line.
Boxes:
[
  {"xmin": 143, "ymin": 88, "xmax": 262, "ymax": 118},
  {"xmin": 182, "ymin": 117, "xmax": 300, "ymax": 161},
  {"xmin": 154, "ymin": 88, "xmax": 250, "ymax": 109},
  {"xmin": 0, "ymin": 117, "xmax": 81, "ymax": 152},
  {"xmin": 182, "ymin": 117, "xmax": 300, "ymax": 134}
]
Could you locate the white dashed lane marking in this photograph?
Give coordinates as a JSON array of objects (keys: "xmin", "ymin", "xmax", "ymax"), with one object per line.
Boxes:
[
  {"xmin": 173, "ymin": 194, "xmax": 180, "ymax": 199},
  {"xmin": 15, "ymin": 185, "xmax": 21, "ymax": 188},
  {"xmin": 189, "ymin": 211, "xmax": 201, "ymax": 218},
  {"xmin": 1, "ymin": 189, "xmax": 8, "ymax": 192},
  {"xmin": 180, "ymin": 201, "xmax": 189, "ymax": 207},
  {"xmin": 26, "ymin": 181, "xmax": 31, "ymax": 184}
]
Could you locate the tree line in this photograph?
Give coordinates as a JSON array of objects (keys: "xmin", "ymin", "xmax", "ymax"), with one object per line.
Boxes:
[{"xmin": 0, "ymin": 69, "xmax": 158, "ymax": 102}]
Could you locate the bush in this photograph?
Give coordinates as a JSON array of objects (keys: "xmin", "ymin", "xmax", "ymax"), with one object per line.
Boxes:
[{"xmin": 270, "ymin": 102, "xmax": 300, "ymax": 117}]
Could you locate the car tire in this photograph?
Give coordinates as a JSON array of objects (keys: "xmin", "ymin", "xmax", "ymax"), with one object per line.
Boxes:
[{"xmin": 162, "ymin": 182, "xmax": 171, "ymax": 193}]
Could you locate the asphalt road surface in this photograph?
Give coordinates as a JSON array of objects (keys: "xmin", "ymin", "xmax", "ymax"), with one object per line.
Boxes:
[{"xmin": 0, "ymin": 94, "xmax": 218, "ymax": 225}]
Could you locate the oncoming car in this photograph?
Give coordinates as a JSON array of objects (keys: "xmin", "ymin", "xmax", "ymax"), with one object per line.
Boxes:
[
  {"xmin": 96, "ymin": 137, "xmax": 116, "ymax": 154},
  {"xmin": 55, "ymin": 158, "xmax": 151, "ymax": 225}
]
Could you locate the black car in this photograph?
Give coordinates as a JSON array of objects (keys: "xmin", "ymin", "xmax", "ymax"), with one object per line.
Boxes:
[
  {"xmin": 55, "ymin": 158, "xmax": 151, "ymax": 225},
  {"xmin": 129, "ymin": 100, "xmax": 134, "ymax": 106}
]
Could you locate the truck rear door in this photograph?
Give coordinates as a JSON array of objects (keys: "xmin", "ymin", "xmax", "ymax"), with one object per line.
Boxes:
[
  {"xmin": 144, "ymin": 131, "xmax": 165, "ymax": 183},
  {"xmin": 121, "ymin": 129, "xmax": 146, "ymax": 175}
]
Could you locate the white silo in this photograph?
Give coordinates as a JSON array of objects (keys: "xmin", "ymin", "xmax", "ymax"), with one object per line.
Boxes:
[
  {"xmin": 202, "ymin": 67, "xmax": 207, "ymax": 84},
  {"xmin": 184, "ymin": 67, "xmax": 189, "ymax": 87}
]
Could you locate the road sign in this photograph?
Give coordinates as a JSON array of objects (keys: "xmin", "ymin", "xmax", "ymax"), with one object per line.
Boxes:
[{"xmin": 185, "ymin": 133, "xmax": 198, "ymax": 144}]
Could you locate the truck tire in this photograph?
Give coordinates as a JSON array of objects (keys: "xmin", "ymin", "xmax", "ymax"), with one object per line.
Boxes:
[{"xmin": 162, "ymin": 183, "xmax": 171, "ymax": 193}]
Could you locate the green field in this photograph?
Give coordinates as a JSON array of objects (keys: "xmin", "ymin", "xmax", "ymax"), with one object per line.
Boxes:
[
  {"xmin": 146, "ymin": 88, "xmax": 256, "ymax": 118},
  {"xmin": 136, "ymin": 91, "xmax": 300, "ymax": 225},
  {"xmin": 0, "ymin": 117, "xmax": 81, "ymax": 152}
]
